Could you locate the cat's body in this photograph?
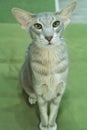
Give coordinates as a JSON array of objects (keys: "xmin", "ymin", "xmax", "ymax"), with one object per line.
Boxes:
[
  {"xmin": 21, "ymin": 39, "xmax": 68, "ymax": 101},
  {"xmin": 12, "ymin": 2, "xmax": 76, "ymax": 130}
]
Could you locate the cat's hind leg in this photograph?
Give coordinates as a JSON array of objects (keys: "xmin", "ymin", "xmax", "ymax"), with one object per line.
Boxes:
[
  {"xmin": 20, "ymin": 65, "xmax": 37, "ymax": 105},
  {"xmin": 20, "ymin": 79, "xmax": 37, "ymax": 105}
]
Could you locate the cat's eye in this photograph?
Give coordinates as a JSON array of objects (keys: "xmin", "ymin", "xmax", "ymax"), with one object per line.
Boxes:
[
  {"xmin": 34, "ymin": 23, "xmax": 42, "ymax": 29},
  {"xmin": 53, "ymin": 21, "xmax": 60, "ymax": 28}
]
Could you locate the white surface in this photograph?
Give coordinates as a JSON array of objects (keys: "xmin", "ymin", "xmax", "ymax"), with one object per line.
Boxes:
[{"xmin": 55, "ymin": 0, "xmax": 60, "ymax": 12}]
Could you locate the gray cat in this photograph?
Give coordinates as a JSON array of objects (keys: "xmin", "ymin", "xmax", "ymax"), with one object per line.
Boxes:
[{"xmin": 12, "ymin": 2, "xmax": 76, "ymax": 130}]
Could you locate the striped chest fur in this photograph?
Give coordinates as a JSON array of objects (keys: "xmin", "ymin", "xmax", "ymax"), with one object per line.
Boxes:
[{"xmin": 29, "ymin": 43, "xmax": 68, "ymax": 100}]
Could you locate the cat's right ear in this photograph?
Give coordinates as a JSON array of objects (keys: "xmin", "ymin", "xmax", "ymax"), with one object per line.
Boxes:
[
  {"xmin": 12, "ymin": 8, "xmax": 35, "ymax": 30},
  {"xmin": 56, "ymin": 1, "xmax": 77, "ymax": 28}
]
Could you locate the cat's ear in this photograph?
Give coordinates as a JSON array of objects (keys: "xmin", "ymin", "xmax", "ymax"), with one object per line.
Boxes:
[
  {"xmin": 12, "ymin": 8, "xmax": 35, "ymax": 30},
  {"xmin": 56, "ymin": 1, "xmax": 77, "ymax": 27}
]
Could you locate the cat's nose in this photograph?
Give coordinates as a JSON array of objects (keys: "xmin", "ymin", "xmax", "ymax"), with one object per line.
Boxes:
[{"xmin": 45, "ymin": 36, "xmax": 53, "ymax": 42}]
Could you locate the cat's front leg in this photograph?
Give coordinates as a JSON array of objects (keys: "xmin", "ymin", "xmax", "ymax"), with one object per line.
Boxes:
[
  {"xmin": 48, "ymin": 94, "xmax": 62, "ymax": 130},
  {"xmin": 38, "ymin": 96, "xmax": 49, "ymax": 130}
]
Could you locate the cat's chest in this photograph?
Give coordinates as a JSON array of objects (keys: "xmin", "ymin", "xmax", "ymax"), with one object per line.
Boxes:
[
  {"xmin": 29, "ymin": 45, "xmax": 68, "ymax": 100},
  {"xmin": 31, "ymin": 47, "xmax": 62, "ymax": 74}
]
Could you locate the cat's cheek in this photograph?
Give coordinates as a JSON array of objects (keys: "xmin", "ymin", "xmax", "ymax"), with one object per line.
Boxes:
[
  {"xmin": 40, "ymin": 35, "xmax": 48, "ymax": 45},
  {"xmin": 52, "ymin": 38, "xmax": 60, "ymax": 46}
]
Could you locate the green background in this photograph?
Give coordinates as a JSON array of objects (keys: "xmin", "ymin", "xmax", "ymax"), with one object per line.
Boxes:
[
  {"xmin": 0, "ymin": 0, "xmax": 87, "ymax": 130},
  {"xmin": 0, "ymin": 0, "xmax": 54, "ymax": 23}
]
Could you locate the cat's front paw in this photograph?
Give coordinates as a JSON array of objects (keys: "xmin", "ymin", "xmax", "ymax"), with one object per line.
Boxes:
[
  {"xmin": 39, "ymin": 123, "xmax": 49, "ymax": 130},
  {"xmin": 39, "ymin": 123, "xmax": 57, "ymax": 130},
  {"xmin": 48, "ymin": 123, "xmax": 57, "ymax": 130}
]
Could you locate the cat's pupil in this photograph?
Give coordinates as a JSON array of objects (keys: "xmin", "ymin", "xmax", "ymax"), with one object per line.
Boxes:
[
  {"xmin": 34, "ymin": 23, "xmax": 42, "ymax": 29},
  {"xmin": 53, "ymin": 21, "xmax": 60, "ymax": 28}
]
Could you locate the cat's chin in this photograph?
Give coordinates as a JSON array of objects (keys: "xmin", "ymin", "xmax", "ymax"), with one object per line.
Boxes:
[
  {"xmin": 46, "ymin": 43, "xmax": 58, "ymax": 47},
  {"xmin": 47, "ymin": 42, "xmax": 58, "ymax": 47},
  {"xmin": 46, "ymin": 43, "xmax": 54, "ymax": 47},
  {"xmin": 48, "ymin": 42, "xmax": 52, "ymax": 45},
  {"xmin": 35, "ymin": 41, "xmax": 58, "ymax": 48}
]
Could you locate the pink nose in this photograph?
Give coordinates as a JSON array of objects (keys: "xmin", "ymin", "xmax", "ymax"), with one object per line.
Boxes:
[{"xmin": 45, "ymin": 36, "xmax": 53, "ymax": 42}]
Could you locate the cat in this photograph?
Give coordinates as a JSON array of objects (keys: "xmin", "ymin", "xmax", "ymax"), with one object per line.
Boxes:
[{"xmin": 12, "ymin": 2, "xmax": 77, "ymax": 130}]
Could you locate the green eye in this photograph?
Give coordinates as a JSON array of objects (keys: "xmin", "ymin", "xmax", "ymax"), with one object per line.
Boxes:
[
  {"xmin": 53, "ymin": 21, "xmax": 60, "ymax": 28},
  {"xmin": 34, "ymin": 23, "xmax": 42, "ymax": 29}
]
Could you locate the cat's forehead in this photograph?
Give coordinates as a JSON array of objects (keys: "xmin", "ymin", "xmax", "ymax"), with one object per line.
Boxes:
[{"xmin": 36, "ymin": 12, "xmax": 56, "ymax": 24}]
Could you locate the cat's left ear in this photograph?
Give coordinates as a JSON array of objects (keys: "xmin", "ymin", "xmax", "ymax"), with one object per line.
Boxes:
[
  {"xmin": 56, "ymin": 1, "xmax": 77, "ymax": 27},
  {"xmin": 12, "ymin": 8, "xmax": 35, "ymax": 30}
]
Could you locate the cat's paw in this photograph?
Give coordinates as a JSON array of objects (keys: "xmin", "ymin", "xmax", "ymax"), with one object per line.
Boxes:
[
  {"xmin": 48, "ymin": 123, "xmax": 57, "ymax": 130},
  {"xmin": 28, "ymin": 97, "xmax": 37, "ymax": 104},
  {"xmin": 39, "ymin": 123, "xmax": 57, "ymax": 130},
  {"xmin": 28, "ymin": 95, "xmax": 37, "ymax": 104},
  {"xmin": 39, "ymin": 123, "xmax": 49, "ymax": 130}
]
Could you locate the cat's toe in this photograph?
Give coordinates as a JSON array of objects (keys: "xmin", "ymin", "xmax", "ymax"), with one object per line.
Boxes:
[{"xmin": 28, "ymin": 97, "xmax": 37, "ymax": 104}]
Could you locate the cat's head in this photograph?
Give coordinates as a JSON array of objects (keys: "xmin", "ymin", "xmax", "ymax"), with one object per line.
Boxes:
[{"xmin": 12, "ymin": 2, "xmax": 77, "ymax": 47}]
